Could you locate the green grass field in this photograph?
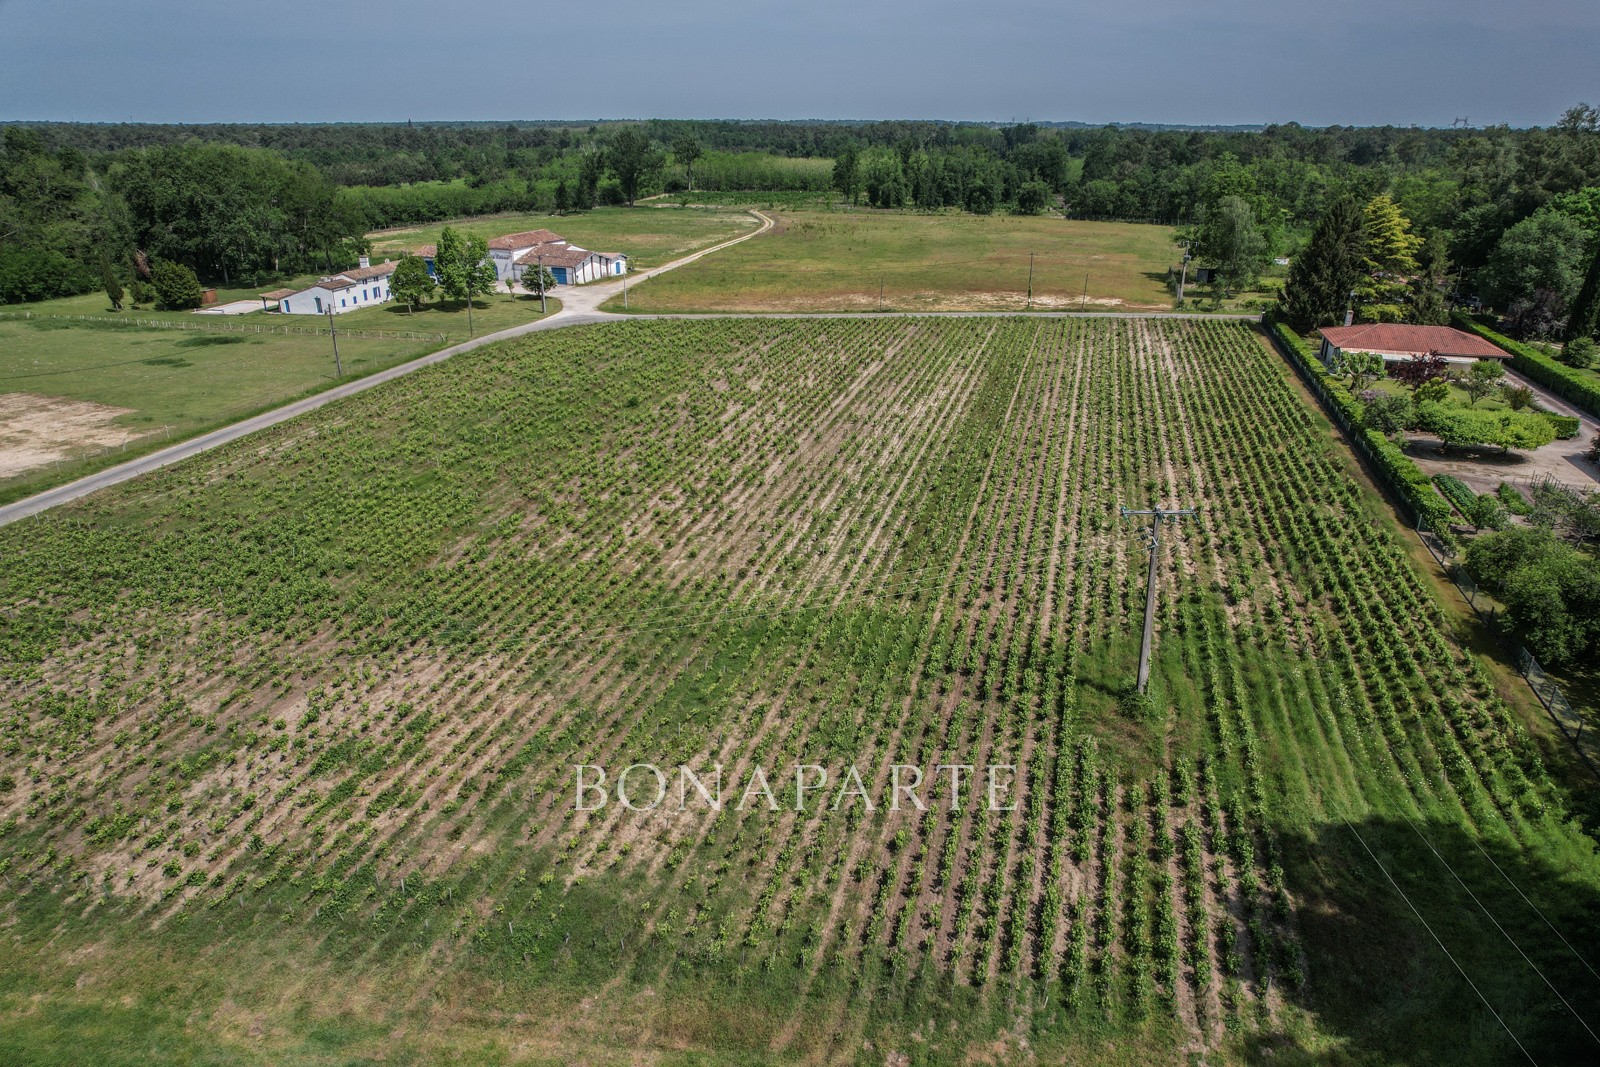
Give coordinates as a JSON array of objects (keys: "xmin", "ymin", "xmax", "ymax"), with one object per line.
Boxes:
[
  {"xmin": 606, "ymin": 209, "xmax": 1284, "ymax": 314},
  {"xmin": 0, "ymin": 289, "xmax": 558, "ymax": 505},
  {"xmin": 367, "ymin": 204, "xmax": 761, "ymax": 269},
  {"xmin": 1, "ymin": 317, "xmax": 1595, "ymax": 1065}
]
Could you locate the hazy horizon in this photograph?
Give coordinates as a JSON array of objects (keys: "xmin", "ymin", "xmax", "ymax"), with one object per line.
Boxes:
[{"xmin": 2, "ymin": 0, "xmax": 1596, "ymax": 128}]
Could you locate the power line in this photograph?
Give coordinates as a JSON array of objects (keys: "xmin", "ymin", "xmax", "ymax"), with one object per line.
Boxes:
[
  {"xmin": 1347, "ymin": 820, "xmax": 1539, "ymax": 1066},
  {"xmin": 1399, "ymin": 812, "xmax": 1600, "ymax": 1047}
]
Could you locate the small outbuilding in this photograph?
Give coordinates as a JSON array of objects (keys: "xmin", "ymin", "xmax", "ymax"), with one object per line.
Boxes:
[{"xmin": 1316, "ymin": 324, "xmax": 1510, "ymax": 369}]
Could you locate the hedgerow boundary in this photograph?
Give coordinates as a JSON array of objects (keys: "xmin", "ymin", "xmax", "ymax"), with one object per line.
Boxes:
[{"xmin": 1264, "ymin": 318, "xmax": 1598, "ymax": 781}]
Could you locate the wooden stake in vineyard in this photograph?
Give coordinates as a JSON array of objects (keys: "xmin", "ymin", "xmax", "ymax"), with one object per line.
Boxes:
[{"xmin": 1120, "ymin": 504, "xmax": 1197, "ymax": 693}]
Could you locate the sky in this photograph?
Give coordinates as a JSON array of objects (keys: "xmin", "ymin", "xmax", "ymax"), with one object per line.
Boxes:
[{"xmin": 2, "ymin": 0, "xmax": 1597, "ymax": 127}]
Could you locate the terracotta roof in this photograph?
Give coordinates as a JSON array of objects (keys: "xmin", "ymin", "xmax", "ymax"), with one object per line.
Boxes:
[
  {"xmin": 316, "ymin": 277, "xmax": 357, "ymax": 292},
  {"xmin": 1317, "ymin": 324, "xmax": 1508, "ymax": 359},
  {"xmin": 516, "ymin": 244, "xmax": 595, "ymax": 268},
  {"xmin": 259, "ymin": 288, "xmax": 296, "ymax": 300},
  {"xmin": 489, "ymin": 229, "xmax": 562, "ymax": 251},
  {"xmin": 341, "ymin": 261, "xmax": 396, "ymax": 281}
]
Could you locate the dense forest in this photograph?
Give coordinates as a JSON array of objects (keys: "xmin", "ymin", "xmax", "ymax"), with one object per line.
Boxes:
[{"xmin": 3, "ymin": 113, "xmax": 1598, "ymax": 337}]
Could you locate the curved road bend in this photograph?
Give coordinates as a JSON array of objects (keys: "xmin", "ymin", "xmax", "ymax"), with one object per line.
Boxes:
[{"xmin": 0, "ymin": 208, "xmax": 1256, "ymax": 527}]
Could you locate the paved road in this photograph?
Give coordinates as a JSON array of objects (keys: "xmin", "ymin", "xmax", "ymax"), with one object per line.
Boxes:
[{"xmin": 0, "ymin": 207, "xmax": 1256, "ymax": 528}]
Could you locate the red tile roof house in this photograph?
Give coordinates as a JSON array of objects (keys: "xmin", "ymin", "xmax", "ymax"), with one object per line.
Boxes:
[
  {"xmin": 273, "ymin": 257, "xmax": 398, "ymax": 315},
  {"xmin": 1316, "ymin": 323, "xmax": 1511, "ymax": 369}
]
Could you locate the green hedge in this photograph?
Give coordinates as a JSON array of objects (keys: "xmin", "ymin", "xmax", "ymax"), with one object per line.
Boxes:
[
  {"xmin": 1265, "ymin": 319, "xmax": 1455, "ymax": 534},
  {"xmin": 1451, "ymin": 313, "xmax": 1600, "ymax": 423},
  {"xmin": 1544, "ymin": 414, "xmax": 1581, "ymax": 439}
]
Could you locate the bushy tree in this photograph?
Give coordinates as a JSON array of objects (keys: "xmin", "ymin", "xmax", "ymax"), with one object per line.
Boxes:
[
  {"xmin": 1278, "ymin": 197, "xmax": 1367, "ymax": 329},
  {"xmin": 1194, "ymin": 195, "xmax": 1268, "ymax": 297},
  {"xmin": 1466, "ymin": 527, "xmax": 1600, "ymax": 666},
  {"xmin": 1415, "ymin": 401, "xmax": 1556, "ymax": 452},
  {"xmin": 434, "ymin": 228, "xmax": 496, "ymax": 307},
  {"xmin": 1503, "ymin": 288, "xmax": 1569, "ymax": 339},
  {"xmin": 1014, "ymin": 181, "xmax": 1050, "ymax": 215},
  {"xmin": 1356, "ymin": 194, "xmax": 1422, "ymax": 318},
  {"xmin": 832, "ymin": 142, "xmax": 860, "ymax": 204},
  {"xmin": 389, "ymin": 253, "xmax": 435, "ymax": 314},
  {"xmin": 1480, "ymin": 209, "xmax": 1589, "ymax": 312},
  {"xmin": 605, "ymin": 129, "xmax": 663, "ymax": 206},
  {"xmin": 672, "ymin": 134, "xmax": 703, "ymax": 193},
  {"xmin": 150, "ymin": 259, "xmax": 202, "ymax": 310},
  {"xmin": 1560, "ymin": 335, "xmax": 1597, "ymax": 369},
  {"xmin": 1359, "ymin": 389, "xmax": 1413, "ymax": 434}
]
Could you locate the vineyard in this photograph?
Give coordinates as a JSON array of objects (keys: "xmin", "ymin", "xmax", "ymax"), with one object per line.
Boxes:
[{"xmin": 1, "ymin": 318, "xmax": 1597, "ymax": 1065}]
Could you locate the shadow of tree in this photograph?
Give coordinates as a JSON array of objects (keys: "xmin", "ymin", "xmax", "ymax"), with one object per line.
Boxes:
[{"xmin": 1253, "ymin": 816, "xmax": 1600, "ymax": 1065}]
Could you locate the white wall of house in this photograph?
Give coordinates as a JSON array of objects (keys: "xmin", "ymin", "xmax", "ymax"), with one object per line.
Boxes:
[{"xmin": 278, "ymin": 274, "xmax": 394, "ymax": 315}]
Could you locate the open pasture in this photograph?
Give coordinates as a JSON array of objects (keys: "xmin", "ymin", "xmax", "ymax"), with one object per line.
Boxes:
[
  {"xmin": 607, "ymin": 211, "xmax": 1268, "ymax": 313},
  {"xmin": 366, "ymin": 204, "xmax": 761, "ymax": 269},
  {"xmin": 0, "ymin": 318, "xmax": 1595, "ymax": 1065}
]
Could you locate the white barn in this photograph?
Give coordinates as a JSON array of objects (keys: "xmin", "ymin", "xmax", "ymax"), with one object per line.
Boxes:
[
  {"xmin": 486, "ymin": 230, "xmax": 563, "ymax": 282},
  {"xmin": 513, "ymin": 240, "xmax": 627, "ymax": 286},
  {"xmin": 275, "ymin": 258, "xmax": 398, "ymax": 316}
]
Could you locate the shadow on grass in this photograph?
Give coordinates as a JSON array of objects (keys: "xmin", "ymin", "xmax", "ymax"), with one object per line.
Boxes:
[{"xmin": 1255, "ymin": 815, "xmax": 1600, "ymax": 1065}]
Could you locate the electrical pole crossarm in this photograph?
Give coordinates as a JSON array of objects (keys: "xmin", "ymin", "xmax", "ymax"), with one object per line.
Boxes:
[{"xmin": 1119, "ymin": 504, "xmax": 1198, "ymax": 693}]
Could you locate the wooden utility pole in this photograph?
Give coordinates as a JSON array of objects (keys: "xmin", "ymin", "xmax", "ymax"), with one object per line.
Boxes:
[
  {"xmin": 1027, "ymin": 251, "xmax": 1035, "ymax": 311},
  {"xmin": 326, "ymin": 306, "xmax": 342, "ymax": 377},
  {"xmin": 1176, "ymin": 242, "xmax": 1192, "ymax": 305},
  {"xmin": 1120, "ymin": 504, "xmax": 1197, "ymax": 693},
  {"xmin": 537, "ymin": 254, "xmax": 547, "ymax": 314}
]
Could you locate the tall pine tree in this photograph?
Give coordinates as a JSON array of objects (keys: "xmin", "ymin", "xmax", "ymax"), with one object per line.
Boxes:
[
  {"xmin": 1278, "ymin": 197, "xmax": 1366, "ymax": 330},
  {"xmin": 1566, "ymin": 237, "xmax": 1600, "ymax": 342}
]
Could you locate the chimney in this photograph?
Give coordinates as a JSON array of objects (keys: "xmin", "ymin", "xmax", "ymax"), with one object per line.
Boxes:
[{"xmin": 359, "ymin": 255, "xmax": 370, "ymax": 269}]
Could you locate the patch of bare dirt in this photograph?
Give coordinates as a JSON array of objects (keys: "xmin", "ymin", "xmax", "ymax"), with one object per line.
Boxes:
[{"xmin": 0, "ymin": 392, "xmax": 142, "ymax": 477}]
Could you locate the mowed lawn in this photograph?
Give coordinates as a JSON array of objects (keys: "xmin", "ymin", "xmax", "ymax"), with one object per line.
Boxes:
[
  {"xmin": 609, "ymin": 209, "xmax": 1189, "ymax": 313},
  {"xmin": 0, "ymin": 288, "xmax": 558, "ymax": 503},
  {"xmin": 366, "ymin": 204, "xmax": 760, "ymax": 269}
]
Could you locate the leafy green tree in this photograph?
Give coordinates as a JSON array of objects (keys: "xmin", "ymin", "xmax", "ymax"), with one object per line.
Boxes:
[
  {"xmin": 435, "ymin": 229, "xmax": 496, "ymax": 308},
  {"xmin": 1014, "ymin": 181, "xmax": 1050, "ymax": 215},
  {"xmin": 100, "ymin": 252, "xmax": 123, "ymax": 311},
  {"xmin": 605, "ymin": 129, "xmax": 663, "ymax": 206},
  {"xmin": 1278, "ymin": 197, "xmax": 1367, "ymax": 329},
  {"xmin": 1194, "ymin": 195, "xmax": 1269, "ymax": 297},
  {"xmin": 150, "ymin": 259, "xmax": 202, "ymax": 310},
  {"xmin": 1480, "ymin": 209, "xmax": 1589, "ymax": 312},
  {"xmin": 554, "ymin": 179, "xmax": 573, "ymax": 213},
  {"xmin": 1466, "ymin": 527, "xmax": 1600, "ymax": 666},
  {"xmin": 1464, "ymin": 359, "xmax": 1506, "ymax": 405},
  {"xmin": 1344, "ymin": 349, "xmax": 1384, "ymax": 391},
  {"xmin": 672, "ymin": 134, "xmax": 703, "ymax": 193},
  {"xmin": 389, "ymin": 253, "xmax": 435, "ymax": 314},
  {"xmin": 1359, "ymin": 389, "xmax": 1413, "ymax": 433}
]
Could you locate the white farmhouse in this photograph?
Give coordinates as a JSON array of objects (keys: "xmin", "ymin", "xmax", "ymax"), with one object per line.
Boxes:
[{"xmin": 274, "ymin": 258, "xmax": 398, "ymax": 316}]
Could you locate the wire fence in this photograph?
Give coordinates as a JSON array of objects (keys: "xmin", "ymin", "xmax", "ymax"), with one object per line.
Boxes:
[{"xmin": 0, "ymin": 310, "xmax": 447, "ymax": 343}]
